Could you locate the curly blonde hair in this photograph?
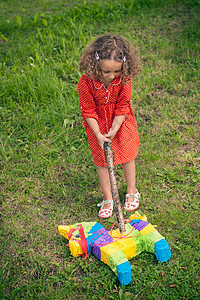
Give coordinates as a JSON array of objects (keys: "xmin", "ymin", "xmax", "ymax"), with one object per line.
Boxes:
[{"xmin": 79, "ymin": 34, "xmax": 140, "ymax": 82}]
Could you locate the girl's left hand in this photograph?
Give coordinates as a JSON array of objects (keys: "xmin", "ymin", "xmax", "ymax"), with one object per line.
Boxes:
[
  {"xmin": 105, "ymin": 115, "xmax": 126, "ymax": 141},
  {"xmin": 105, "ymin": 129, "xmax": 117, "ymax": 141}
]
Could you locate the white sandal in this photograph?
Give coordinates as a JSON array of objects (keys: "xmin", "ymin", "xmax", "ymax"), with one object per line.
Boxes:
[
  {"xmin": 97, "ymin": 200, "xmax": 113, "ymax": 219},
  {"xmin": 124, "ymin": 192, "xmax": 140, "ymax": 211}
]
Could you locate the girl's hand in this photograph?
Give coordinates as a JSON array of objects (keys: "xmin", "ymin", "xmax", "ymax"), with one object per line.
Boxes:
[
  {"xmin": 105, "ymin": 128, "xmax": 117, "ymax": 141},
  {"xmin": 105, "ymin": 115, "xmax": 126, "ymax": 141},
  {"xmin": 96, "ymin": 132, "xmax": 111, "ymax": 150}
]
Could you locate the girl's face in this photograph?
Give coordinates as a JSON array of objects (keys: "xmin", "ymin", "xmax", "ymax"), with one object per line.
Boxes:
[{"xmin": 99, "ymin": 59, "xmax": 122, "ymax": 87}]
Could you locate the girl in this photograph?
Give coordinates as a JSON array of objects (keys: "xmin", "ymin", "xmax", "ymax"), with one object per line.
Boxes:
[{"xmin": 78, "ymin": 34, "xmax": 140, "ymax": 219}]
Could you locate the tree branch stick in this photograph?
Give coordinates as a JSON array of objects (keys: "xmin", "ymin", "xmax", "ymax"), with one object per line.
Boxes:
[{"xmin": 104, "ymin": 142, "xmax": 126, "ymax": 234}]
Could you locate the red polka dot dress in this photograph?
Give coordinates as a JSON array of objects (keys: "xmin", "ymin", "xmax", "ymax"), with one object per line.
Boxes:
[{"xmin": 78, "ymin": 74, "xmax": 139, "ymax": 167}]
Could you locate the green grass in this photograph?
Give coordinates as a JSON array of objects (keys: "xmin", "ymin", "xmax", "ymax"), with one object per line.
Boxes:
[{"xmin": 0, "ymin": 0, "xmax": 199, "ymax": 299}]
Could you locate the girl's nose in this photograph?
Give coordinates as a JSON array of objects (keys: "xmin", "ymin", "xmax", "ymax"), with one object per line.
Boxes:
[{"xmin": 109, "ymin": 73, "xmax": 115, "ymax": 80}]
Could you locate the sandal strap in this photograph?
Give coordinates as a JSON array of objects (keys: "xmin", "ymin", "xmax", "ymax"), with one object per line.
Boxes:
[
  {"xmin": 126, "ymin": 192, "xmax": 140, "ymax": 201},
  {"xmin": 97, "ymin": 200, "xmax": 113, "ymax": 207}
]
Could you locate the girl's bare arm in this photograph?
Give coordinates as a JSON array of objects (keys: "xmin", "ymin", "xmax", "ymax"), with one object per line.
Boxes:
[
  {"xmin": 105, "ymin": 115, "xmax": 126, "ymax": 141},
  {"xmin": 85, "ymin": 117, "xmax": 111, "ymax": 150}
]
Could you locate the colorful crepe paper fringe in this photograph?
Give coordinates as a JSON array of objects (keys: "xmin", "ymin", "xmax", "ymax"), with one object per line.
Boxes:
[{"xmin": 58, "ymin": 211, "xmax": 171, "ymax": 285}]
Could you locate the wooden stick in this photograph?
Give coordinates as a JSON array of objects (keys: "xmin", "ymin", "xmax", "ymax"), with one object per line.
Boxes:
[{"xmin": 104, "ymin": 142, "xmax": 126, "ymax": 234}]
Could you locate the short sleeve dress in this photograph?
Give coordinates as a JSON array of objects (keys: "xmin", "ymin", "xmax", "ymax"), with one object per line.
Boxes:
[{"xmin": 78, "ymin": 74, "xmax": 139, "ymax": 167}]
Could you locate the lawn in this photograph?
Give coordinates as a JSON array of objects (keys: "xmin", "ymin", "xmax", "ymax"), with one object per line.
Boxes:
[{"xmin": 0, "ymin": 0, "xmax": 199, "ymax": 299}]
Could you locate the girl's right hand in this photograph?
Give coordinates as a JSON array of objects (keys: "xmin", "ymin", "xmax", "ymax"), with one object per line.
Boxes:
[{"xmin": 96, "ymin": 132, "xmax": 111, "ymax": 150}]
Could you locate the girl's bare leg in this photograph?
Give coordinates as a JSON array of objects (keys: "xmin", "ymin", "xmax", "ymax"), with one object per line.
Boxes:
[
  {"xmin": 122, "ymin": 160, "xmax": 137, "ymax": 202},
  {"xmin": 96, "ymin": 166, "xmax": 112, "ymax": 208}
]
